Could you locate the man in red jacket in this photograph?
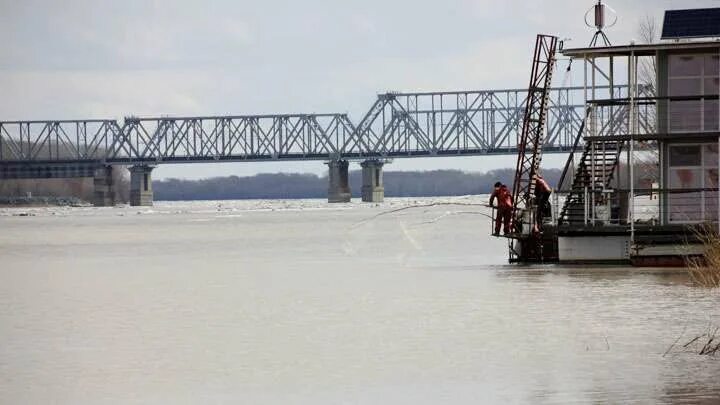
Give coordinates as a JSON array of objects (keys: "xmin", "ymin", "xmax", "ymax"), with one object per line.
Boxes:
[{"xmin": 489, "ymin": 182, "xmax": 513, "ymax": 236}]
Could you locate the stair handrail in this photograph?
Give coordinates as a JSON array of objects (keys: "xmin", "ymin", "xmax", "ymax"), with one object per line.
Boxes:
[{"xmin": 557, "ymin": 106, "xmax": 591, "ymax": 191}]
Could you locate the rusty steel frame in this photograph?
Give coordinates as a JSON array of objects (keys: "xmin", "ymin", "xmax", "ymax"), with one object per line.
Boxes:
[{"xmin": 511, "ymin": 34, "xmax": 559, "ymax": 229}]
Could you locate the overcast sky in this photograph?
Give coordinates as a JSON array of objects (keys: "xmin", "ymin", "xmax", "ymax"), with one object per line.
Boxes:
[{"xmin": 1, "ymin": 0, "xmax": 718, "ymax": 179}]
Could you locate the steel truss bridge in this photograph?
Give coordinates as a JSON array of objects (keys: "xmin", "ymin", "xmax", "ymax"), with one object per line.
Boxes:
[{"xmin": 0, "ymin": 87, "xmax": 594, "ymax": 169}]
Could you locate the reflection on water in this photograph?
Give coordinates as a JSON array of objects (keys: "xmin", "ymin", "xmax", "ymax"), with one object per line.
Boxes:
[{"xmin": 0, "ymin": 197, "xmax": 719, "ymax": 404}]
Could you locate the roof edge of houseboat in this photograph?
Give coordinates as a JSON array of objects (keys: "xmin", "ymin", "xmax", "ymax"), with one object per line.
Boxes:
[{"xmin": 562, "ymin": 40, "xmax": 720, "ymax": 58}]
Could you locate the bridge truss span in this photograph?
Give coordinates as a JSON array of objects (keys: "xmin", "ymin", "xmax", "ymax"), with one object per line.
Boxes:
[
  {"xmin": 0, "ymin": 86, "xmax": 605, "ymax": 165},
  {"xmin": 355, "ymin": 87, "xmax": 586, "ymax": 158},
  {"xmin": 0, "ymin": 120, "xmax": 122, "ymax": 162},
  {"xmin": 114, "ymin": 114, "xmax": 356, "ymax": 164}
]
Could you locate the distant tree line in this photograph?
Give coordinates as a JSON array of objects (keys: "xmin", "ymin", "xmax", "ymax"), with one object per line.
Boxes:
[
  {"xmin": 153, "ymin": 168, "xmax": 562, "ymax": 201},
  {"xmin": 0, "ymin": 167, "xmax": 563, "ymax": 202},
  {"xmin": 1, "ymin": 139, "xmax": 563, "ymax": 201}
]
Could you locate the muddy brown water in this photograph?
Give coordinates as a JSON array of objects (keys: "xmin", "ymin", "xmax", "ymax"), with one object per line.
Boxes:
[{"xmin": 1, "ymin": 197, "xmax": 719, "ymax": 404}]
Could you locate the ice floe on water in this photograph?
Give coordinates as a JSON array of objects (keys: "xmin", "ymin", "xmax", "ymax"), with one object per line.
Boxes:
[{"xmin": 0, "ymin": 195, "xmax": 492, "ymax": 218}]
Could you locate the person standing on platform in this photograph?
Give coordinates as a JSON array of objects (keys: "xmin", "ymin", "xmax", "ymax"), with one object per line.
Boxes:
[
  {"xmin": 534, "ymin": 174, "xmax": 552, "ymax": 232},
  {"xmin": 489, "ymin": 182, "xmax": 513, "ymax": 236}
]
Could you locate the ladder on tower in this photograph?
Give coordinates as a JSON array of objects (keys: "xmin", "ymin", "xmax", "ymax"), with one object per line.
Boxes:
[{"xmin": 509, "ymin": 34, "xmax": 558, "ymax": 239}]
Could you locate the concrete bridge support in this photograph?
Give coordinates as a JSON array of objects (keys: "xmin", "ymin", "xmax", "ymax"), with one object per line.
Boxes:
[
  {"xmin": 130, "ymin": 165, "xmax": 154, "ymax": 206},
  {"xmin": 93, "ymin": 166, "xmax": 116, "ymax": 207},
  {"xmin": 327, "ymin": 159, "xmax": 351, "ymax": 203},
  {"xmin": 361, "ymin": 160, "xmax": 384, "ymax": 202}
]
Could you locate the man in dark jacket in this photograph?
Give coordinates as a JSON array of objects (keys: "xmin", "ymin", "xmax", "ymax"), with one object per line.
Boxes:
[
  {"xmin": 534, "ymin": 174, "xmax": 552, "ymax": 232},
  {"xmin": 489, "ymin": 182, "xmax": 513, "ymax": 236}
]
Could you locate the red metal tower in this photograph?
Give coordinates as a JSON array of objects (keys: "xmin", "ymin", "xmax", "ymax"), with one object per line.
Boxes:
[{"xmin": 510, "ymin": 35, "xmax": 558, "ymax": 244}]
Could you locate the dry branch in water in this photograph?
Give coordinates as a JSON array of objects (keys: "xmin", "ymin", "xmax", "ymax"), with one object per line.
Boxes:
[
  {"xmin": 353, "ymin": 202, "xmax": 492, "ymax": 228},
  {"xmin": 687, "ymin": 327, "xmax": 720, "ymax": 356},
  {"xmin": 411, "ymin": 211, "xmax": 490, "ymax": 227},
  {"xmin": 700, "ymin": 339, "xmax": 720, "ymax": 356},
  {"xmin": 663, "ymin": 324, "xmax": 688, "ymax": 357},
  {"xmin": 666, "ymin": 324, "xmax": 720, "ymax": 357}
]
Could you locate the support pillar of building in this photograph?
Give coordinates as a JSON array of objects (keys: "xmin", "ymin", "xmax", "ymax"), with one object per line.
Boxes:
[
  {"xmin": 93, "ymin": 165, "xmax": 116, "ymax": 207},
  {"xmin": 129, "ymin": 165, "xmax": 155, "ymax": 206},
  {"xmin": 361, "ymin": 159, "xmax": 384, "ymax": 202},
  {"xmin": 326, "ymin": 159, "xmax": 351, "ymax": 203}
]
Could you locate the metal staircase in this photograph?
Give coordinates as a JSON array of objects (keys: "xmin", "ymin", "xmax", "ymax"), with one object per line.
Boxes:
[{"xmin": 559, "ymin": 138, "xmax": 624, "ymax": 225}]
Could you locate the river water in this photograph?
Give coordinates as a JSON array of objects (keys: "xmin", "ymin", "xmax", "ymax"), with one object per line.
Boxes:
[{"xmin": 1, "ymin": 197, "xmax": 719, "ymax": 404}]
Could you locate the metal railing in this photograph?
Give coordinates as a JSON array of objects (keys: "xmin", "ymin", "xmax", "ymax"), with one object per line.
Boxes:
[
  {"xmin": 585, "ymin": 94, "xmax": 720, "ymax": 139},
  {"xmin": 555, "ymin": 187, "xmax": 719, "ymax": 227}
]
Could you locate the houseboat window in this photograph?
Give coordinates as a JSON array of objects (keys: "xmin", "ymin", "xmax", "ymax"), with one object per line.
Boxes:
[
  {"xmin": 669, "ymin": 78, "xmax": 701, "ymax": 96},
  {"xmin": 669, "ymin": 55, "xmax": 702, "ymax": 76},
  {"xmin": 668, "ymin": 143, "xmax": 719, "ymax": 223},
  {"xmin": 668, "ymin": 168, "xmax": 702, "ymax": 222},
  {"xmin": 705, "ymin": 55, "xmax": 720, "ymax": 76},
  {"xmin": 669, "ymin": 145, "xmax": 701, "ymax": 166},
  {"xmin": 703, "ymin": 143, "xmax": 718, "ymax": 166},
  {"xmin": 668, "ymin": 54, "xmax": 720, "ymax": 133},
  {"xmin": 704, "ymin": 77, "xmax": 720, "ymax": 131}
]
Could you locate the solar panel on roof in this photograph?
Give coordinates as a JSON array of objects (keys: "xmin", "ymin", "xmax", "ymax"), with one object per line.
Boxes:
[{"xmin": 661, "ymin": 8, "xmax": 720, "ymax": 40}]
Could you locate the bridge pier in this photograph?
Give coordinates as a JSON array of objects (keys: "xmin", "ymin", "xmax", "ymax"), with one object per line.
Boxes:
[
  {"xmin": 129, "ymin": 165, "xmax": 154, "ymax": 206},
  {"xmin": 327, "ymin": 159, "xmax": 351, "ymax": 203},
  {"xmin": 361, "ymin": 160, "xmax": 384, "ymax": 202},
  {"xmin": 93, "ymin": 166, "xmax": 116, "ymax": 207}
]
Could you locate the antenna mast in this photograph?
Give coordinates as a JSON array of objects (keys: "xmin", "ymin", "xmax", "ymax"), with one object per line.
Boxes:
[{"xmin": 585, "ymin": 0, "xmax": 617, "ymax": 47}]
